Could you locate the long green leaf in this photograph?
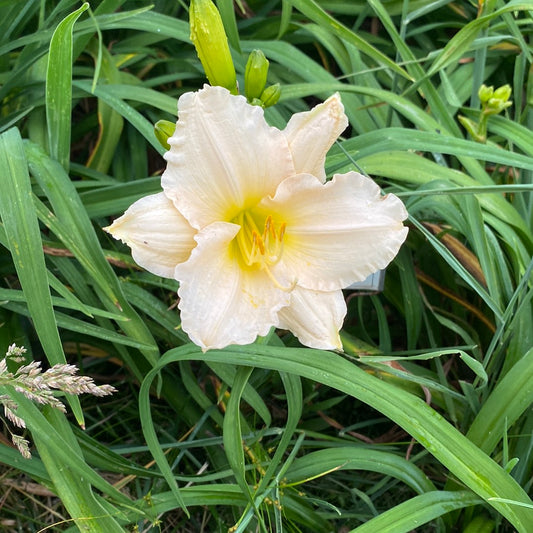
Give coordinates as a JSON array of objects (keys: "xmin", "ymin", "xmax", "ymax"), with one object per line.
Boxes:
[
  {"xmin": 0, "ymin": 128, "xmax": 124, "ymax": 529},
  {"xmin": 217, "ymin": 0, "xmax": 241, "ymax": 53},
  {"xmin": 285, "ymin": 447, "xmax": 436, "ymax": 495},
  {"xmin": 138, "ymin": 360, "xmax": 189, "ymax": 513},
  {"xmin": 139, "ymin": 344, "xmax": 533, "ymax": 531},
  {"xmin": 426, "ymin": 1, "xmax": 533, "ymax": 78},
  {"xmin": 46, "ymin": 2, "xmax": 89, "ymax": 170},
  {"xmin": 2, "ymin": 301, "xmax": 154, "ymax": 349},
  {"xmin": 288, "ymin": 0, "xmax": 412, "ymax": 81},
  {"xmin": 31, "ymin": 409, "xmax": 127, "ymax": 532},
  {"xmin": 255, "ymin": 371, "xmax": 303, "ymax": 494},
  {"xmin": 0, "ymin": 441, "xmax": 49, "ymax": 480},
  {"xmin": 3, "ymin": 387, "xmax": 136, "ymax": 528},
  {"xmin": 352, "ymin": 491, "xmax": 481, "ymax": 533},
  {"xmin": 85, "ymin": 44, "xmax": 124, "ymax": 174},
  {"xmin": 0, "ymin": 128, "xmax": 79, "ymax": 407},
  {"xmin": 281, "ymin": 83, "xmax": 442, "ymax": 132},
  {"xmin": 0, "ymin": 286, "xmax": 125, "ymax": 320},
  {"xmin": 467, "ymin": 347, "xmax": 533, "ymax": 454},
  {"xmin": 73, "ymin": 80, "xmax": 164, "ymax": 155},
  {"xmin": 341, "ymin": 128, "xmax": 533, "ymax": 175},
  {"xmin": 223, "ymin": 366, "xmax": 255, "ymax": 503},
  {"xmin": 25, "ymin": 141, "xmax": 159, "ymax": 368},
  {"xmin": 208, "ymin": 361, "xmax": 272, "ymax": 425}
]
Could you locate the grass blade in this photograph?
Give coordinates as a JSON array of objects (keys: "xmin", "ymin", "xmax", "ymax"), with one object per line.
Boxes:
[
  {"xmin": 285, "ymin": 447, "xmax": 436, "ymax": 495},
  {"xmin": 288, "ymin": 0, "xmax": 412, "ymax": 81},
  {"xmin": 0, "ymin": 128, "xmax": 80, "ymax": 411},
  {"xmin": 351, "ymin": 491, "xmax": 481, "ymax": 533},
  {"xmin": 25, "ymin": 141, "xmax": 159, "ymax": 368},
  {"xmin": 467, "ymin": 347, "xmax": 533, "ymax": 454},
  {"xmin": 140, "ymin": 344, "xmax": 533, "ymax": 531},
  {"xmin": 46, "ymin": 2, "xmax": 89, "ymax": 169},
  {"xmin": 223, "ymin": 366, "xmax": 255, "ymax": 504}
]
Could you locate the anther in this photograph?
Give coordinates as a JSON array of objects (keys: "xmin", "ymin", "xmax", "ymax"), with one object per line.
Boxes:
[{"xmin": 234, "ymin": 211, "xmax": 288, "ymax": 276}]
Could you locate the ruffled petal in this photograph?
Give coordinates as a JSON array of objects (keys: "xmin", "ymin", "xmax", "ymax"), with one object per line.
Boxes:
[
  {"xmin": 162, "ymin": 85, "xmax": 294, "ymax": 229},
  {"xmin": 175, "ymin": 221, "xmax": 291, "ymax": 350},
  {"xmin": 278, "ymin": 287, "xmax": 346, "ymax": 350},
  {"xmin": 104, "ymin": 192, "xmax": 196, "ymax": 278},
  {"xmin": 259, "ymin": 171, "xmax": 408, "ymax": 291},
  {"xmin": 283, "ymin": 93, "xmax": 348, "ymax": 181}
]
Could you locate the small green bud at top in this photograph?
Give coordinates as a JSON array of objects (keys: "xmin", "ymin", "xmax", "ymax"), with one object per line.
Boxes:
[
  {"xmin": 154, "ymin": 119, "xmax": 176, "ymax": 150},
  {"xmin": 485, "ymin": 98, "xmax": 512, "ymax": 115},
  {"xmin": 260, "ymin": 83, "xmax": 281, "ymax": 108},
  {"xmin": 484, "ymin": 84, "xmax": 512, "ymax": 115},
  {"xmin": 245, "ymin": 50, "xmax": 269, "ymax": 101},
  {"xmin": 189, "ymin": 0, "xmax": 238, "ymax": 94},
  {"xmin": 478, "ymin": 84, "xmax": 494, "ymax": 103},
  {"xmin": 493, "ymin": 84, "xmax": 512, "ymax": 102}
]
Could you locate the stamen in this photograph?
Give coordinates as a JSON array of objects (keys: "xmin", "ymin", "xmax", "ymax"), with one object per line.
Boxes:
[
  {"xmin": 278, "ymin": 222, "xmax": 286, "ymax": 241},
  {"xmin": 233, "ymin": 211, "xmax": 288, "ymax": 278},
  {"xmin": 252, "ymin": 230, "xmax": 265, "ymax": 255}
]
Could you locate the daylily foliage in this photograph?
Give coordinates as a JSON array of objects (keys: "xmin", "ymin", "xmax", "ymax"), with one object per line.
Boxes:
[{"xmin": 105, "ymin": 86, "xmax": 408, "ymax": 351}]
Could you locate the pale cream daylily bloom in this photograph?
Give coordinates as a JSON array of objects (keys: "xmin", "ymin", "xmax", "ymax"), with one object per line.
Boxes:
[{"xmin": 105, "ymin": 85, "xmax": 408, "ymax": 351}]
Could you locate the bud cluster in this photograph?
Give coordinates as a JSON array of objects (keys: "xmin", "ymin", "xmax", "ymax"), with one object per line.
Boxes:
[
  {"xmin": 459, "ymin": 84, "xmax": 513, "ymax": 142},
  {"xmin": 155, "ymin": 0, "xmax": 282, "ymax": 149},
  {"xmin": 478, "ymin": 84, "xmax": 512, "ymax": 115},
  {"xmin": 243, "ymin": 49, "xmax": 281, "ymax": 108}
]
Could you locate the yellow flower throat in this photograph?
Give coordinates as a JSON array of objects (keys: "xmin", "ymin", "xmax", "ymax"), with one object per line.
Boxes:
[{"xmin": 232, "ymin": 211, "xmax": 292, "ymax": 290}]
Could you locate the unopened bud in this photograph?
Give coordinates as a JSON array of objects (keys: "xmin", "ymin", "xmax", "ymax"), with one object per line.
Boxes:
[
  {"xmin": 478, "ymin": 84, "xmax": 494, "ymax": 104},
  {"xmin": 245, "ymin": 50, "xmax": 269, "ymax": 101},
  {"xmin": 493, "ymin": 84, "xmax": 512, "ymax": 101},
  {"xmin": 154, "ymin": 119, "xmax": 176, "ymax": 150},
  {"xmin": 485, "ymin": 84, "xmax": 512, "ymax": 114},
  {"xmin": 260, "ymin": 83, "xmax": 281, "ymax": 108},
  {"xmin": 189, "ymin": 0, "xmax": 237, "ymax": 94}
]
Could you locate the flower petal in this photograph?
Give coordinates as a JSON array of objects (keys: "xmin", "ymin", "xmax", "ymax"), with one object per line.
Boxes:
[
  {"xmin": 283, "ymin": 93, "xmax": 348, "ymax": 181},
  {"xmin": 103, "ymin": 192, "xmax": 196, "ymax": 278},
  {"xmin": 278, "ymin": 287, "xmax": 346, "ymax": 350},
  {"xmin": 162, "ymin": 85, "xmax": 294, "ymax": 229},
  {"xmin": 175, "ymin": 222, "xmax": 291, "ymax": 350},
  {"xmin": 260, "ymin": 171, "xmax": 408, "ymax": 291}
]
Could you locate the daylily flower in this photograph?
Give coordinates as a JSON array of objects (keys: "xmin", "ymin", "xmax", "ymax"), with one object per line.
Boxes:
[{"xmin": 105, "ymin": 85, "xmax": 408, "ymax": 351}]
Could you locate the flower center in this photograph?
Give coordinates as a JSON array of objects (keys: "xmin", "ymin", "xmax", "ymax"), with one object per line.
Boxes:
[
  {"xmin": 232, "ymin": 211, "xmax": 293, "ymax": 291},
  {"xmin": 234, "ymin": 211, "xmax": 285, "ymax": 268}
]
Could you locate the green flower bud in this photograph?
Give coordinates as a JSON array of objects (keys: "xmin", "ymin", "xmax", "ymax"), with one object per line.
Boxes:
[
  {"xmin": 493, "ymin": 84, "xmax": 512, "ymax": 101},
  {"xmin": 486, "ymin": 98, "xmax": 512, "ymax": 113},
  {"xmin": 484, "ymin": 84, "xmax": 512, "ymax": 114},
  {"xmin": 189, "ymin": 0, "xmax": 237, "ymax": 94},
  {"xmin": 259, "ymin": 83, "xmax": 281, "ymax": 108},
  {"xmin": 154, "ymin": 119, "xmax": 176, "ymax": 150},
  {"xmin": 245, "ymin": 50, "xmax": 269, "ymax": 101},
  {"xmin": 478, "ymin": 84, "xmax": 494, "ymax": 103}
]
